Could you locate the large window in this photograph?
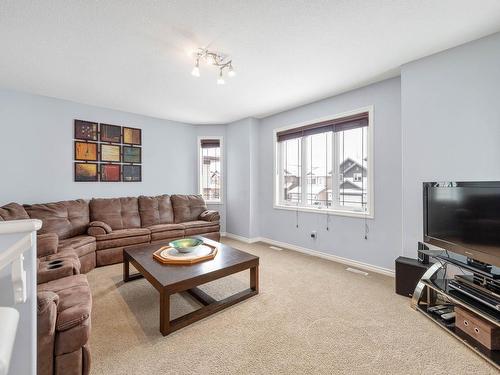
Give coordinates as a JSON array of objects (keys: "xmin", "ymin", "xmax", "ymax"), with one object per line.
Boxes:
[
  {"xmin": 275, "ymin": 108, "xmax": 373, "ymax": 217},
  {"xmin": 198, "ymin": 137, "xmax": 222, "ymax": 203}
]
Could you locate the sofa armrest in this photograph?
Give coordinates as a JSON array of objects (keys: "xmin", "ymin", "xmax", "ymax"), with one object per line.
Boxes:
[
  {"xmin": 199, "ymin": 210, "xmax": 220, "ymax": 222},
  {"xmin": 37, "ymin": 233, "xmax": 59, "ymax": 258},
  {"xmin": 37, "ymin": 291, "xmax": 58, "ymax": 375},
  {"xmin": 87, "ymin": 221, "xmax": 112, "ymax": 236},
  {"xmin": 38, "ymin": 255, "xmax": 81, "ymax": 284}
]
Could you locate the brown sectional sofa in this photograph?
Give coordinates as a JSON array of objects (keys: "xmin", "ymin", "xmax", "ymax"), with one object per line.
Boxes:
[{"xmin": 0, "ymin": 194, "xmax": 220, "ymax": 375}]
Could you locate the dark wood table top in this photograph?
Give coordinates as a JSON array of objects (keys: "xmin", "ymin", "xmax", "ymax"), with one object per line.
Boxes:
[{"xmin": 124, "ymin": 236, "xmax": 259, "ymax": 292}]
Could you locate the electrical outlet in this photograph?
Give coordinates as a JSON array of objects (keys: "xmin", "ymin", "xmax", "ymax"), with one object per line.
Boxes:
[{"xmin": 311, "ymin": 231, "xmax": 317, "ymax": 239}]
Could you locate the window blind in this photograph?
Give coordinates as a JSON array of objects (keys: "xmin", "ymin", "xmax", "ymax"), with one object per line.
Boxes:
[
  {"xmin": 200, "ymin": 139, "xmax": 220, "ymax": 148},
  {"xmin": 276, "ymin": 112, "xmax": 369, "ymax": 142}
]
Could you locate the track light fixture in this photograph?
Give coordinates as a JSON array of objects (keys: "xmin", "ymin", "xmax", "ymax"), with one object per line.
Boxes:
[
  {"xmin": 217, "ymin": 69, "xmax": 225, "ymax": 85},
  {"xmin": 191, "ymin": 48, "xmax": 235, "ymax": 84},
  {"xmin": 191, "ymin": 58, "xmax": 200, "ymax": 77}
]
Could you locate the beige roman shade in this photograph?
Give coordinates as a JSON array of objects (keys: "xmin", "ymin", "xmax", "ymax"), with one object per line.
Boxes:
[{"xmin": 276, "ymin": 112, "xmax": 369, "ymax": 142}]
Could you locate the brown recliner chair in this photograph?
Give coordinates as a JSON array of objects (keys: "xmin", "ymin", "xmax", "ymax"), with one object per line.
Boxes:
[
  {"xmin": 35, "ymin": 228, "xmax": 91, "ymax": 375},
  {"xmin": 37, "ymin": 275, "xmax": 92, "ymax": 375},
  {"xmin": 0, "ymin": 202, "xmax": 92, "ymax": 375}
]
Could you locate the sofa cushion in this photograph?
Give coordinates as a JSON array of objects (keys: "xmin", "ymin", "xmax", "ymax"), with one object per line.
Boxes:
[
  {"xmin": 139, "ymin": 195, "xmax": 174, "ymax": 227},
  {"xmin": 37, "ymin": 274, "xmax": 91, "ymax": 355},
  {"xmin": 94, "ymin": 228, "xmax": 150, "ymax": 250},
  {"xmin": 147, "ymin": 223, "xmax": 185, "ymax": 242},
  {"xmin": 185, "ymin": 225, "xmax": 220, "ymax": 236},
  {"xmin": 181, "ymin": 220, "xmax": 219, "ymax": 229},
  {"xmin": 0, "ymin": 202, "xmax": 30, "ymax": 221},
  {"xmin": 171, "ymin": 195, "xmax": 207, "ymax": 223},
  {"xmin": 181, "ymin": 220, "xmax": 220, "ymax": 237},
  {"xmin": 37, "ymin": 233, "xmax": 59, "ymax": 258},
  {"xmin": 25, "ymin": 200, "xmax": 89, "ymax": 240},
  {"xmin": 58, "ymin": 235, "xmax": 96, "ymax": 257},
  {"xmin": 90, "ymin": 197, "xmax": 141, "ymax": 230},
  {"xmin": 147, "ymin": 223, "xmax": 184, "ymax": 233}
]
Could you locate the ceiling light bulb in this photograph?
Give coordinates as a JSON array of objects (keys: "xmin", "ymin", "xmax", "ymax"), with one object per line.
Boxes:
[
  {"xmin": 228, "ymin": 65, "xmax": 236, "ymax": 77},
  {"xmin": 217, "ymin": 70, "xmax": 225, "ymax": 85},
  {"xmin": 191, "ymin": 59, "xmax": 200, "ymax": 77}
]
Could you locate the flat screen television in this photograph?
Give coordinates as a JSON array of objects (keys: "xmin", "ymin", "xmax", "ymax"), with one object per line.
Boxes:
[{"xmin": 423, "ymin": 181, "xmax": 500, "ymax": 268}]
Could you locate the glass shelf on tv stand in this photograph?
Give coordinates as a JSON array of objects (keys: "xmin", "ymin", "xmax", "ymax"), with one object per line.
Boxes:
[{"xmin": 411, "ymin": 252, "xmax": 500, "ymax": 369}]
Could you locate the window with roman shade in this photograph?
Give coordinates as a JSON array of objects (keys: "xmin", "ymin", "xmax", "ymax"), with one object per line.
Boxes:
[{"xmin": 274, "ymin": 108, "xmax": 373, "ymax": 217}]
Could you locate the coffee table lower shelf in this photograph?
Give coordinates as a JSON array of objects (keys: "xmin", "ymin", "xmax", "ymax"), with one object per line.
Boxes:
[{"xmin": 123, "ymin": 249, "xmax": 259, "ymax": 336}]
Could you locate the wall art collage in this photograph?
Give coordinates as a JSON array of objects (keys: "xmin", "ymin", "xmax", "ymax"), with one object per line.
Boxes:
[{"xmin": 74, "ymin": 119, "xmax": 142, "ymax": 182}]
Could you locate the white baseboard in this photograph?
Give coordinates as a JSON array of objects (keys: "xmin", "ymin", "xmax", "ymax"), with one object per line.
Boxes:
[
  {"xmin": 222, "ymin": 232, "xmax": 260, "ymax": 244},
  {"xmin": 222, "ymin": 233, "xmax": 394, "ymax": 277}
]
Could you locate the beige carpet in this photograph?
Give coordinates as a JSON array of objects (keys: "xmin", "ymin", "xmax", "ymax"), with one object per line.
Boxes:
[{"xmin": 87, "ymin": 239, "xmax": 497, "ymax": 374}]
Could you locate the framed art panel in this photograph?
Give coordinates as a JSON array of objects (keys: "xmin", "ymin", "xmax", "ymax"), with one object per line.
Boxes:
[
  {"xmin": 123, "ymin": 165, "xmax": 141, "ymax": 182},
  {"xmin": 100, "ymin": 123, "xmax": 122, "ymax": 143},
  {"xmin": 101, "ymin": 164, "xmax": 121, "ymax": 182},
  {"xmin": 74, "ymin": 120, "xmax": 98, "ymax": 141},
  {"xmin": 123, "ymin": 146, "xmax": 141, "ymax": 163},
  {"xmin": 74, "ymin": 163, "xmax": 98, "ymax": 182},
  {"xmin": 123, "ymin": 127, "xmax": 142, "ymax": 145},
  {"xmin": 100, "ymin": 144, "xmax": 121, "ymax": 162},
  {"xmin": 74, "ymin": 141, "xmax": 98, "ymax": 161}
]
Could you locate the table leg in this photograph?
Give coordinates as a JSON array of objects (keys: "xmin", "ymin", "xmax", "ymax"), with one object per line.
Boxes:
[
  {"xmin": 160, "ymin": 289, "xmax": 171, "ymax": 336},
  {"xmin": 250, "ymin": 265, "xmax": 259, "ymax": 292},
  {"xmin": 123, "ymin": 252, "xmax": 130, "ymax": 281},
  {"xmin": 123, "ymin": 253, "xmax": 144, "ymax": 283}
]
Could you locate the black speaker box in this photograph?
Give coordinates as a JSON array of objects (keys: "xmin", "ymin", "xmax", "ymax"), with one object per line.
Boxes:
[{"xmin": 395, "ymin": 256, "xmax": 431, "ymax": 297}]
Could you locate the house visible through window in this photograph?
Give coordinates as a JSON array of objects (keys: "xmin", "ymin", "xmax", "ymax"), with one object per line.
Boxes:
[
  {"xmin": 275, "ymin": 108, "xmax": 372, "ymax": 216},
  {"xmin": 199, "ymin": 137, "xmax": 222, "ymax": 202}
]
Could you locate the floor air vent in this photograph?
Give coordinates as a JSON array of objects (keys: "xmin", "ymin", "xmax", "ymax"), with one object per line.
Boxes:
[
  {"xmin": 346, "ymin": 267, "xmax": 368, "ymax": 276},
  {"xmin": 269, "ymin": 246, "xmax": 283, "ymax": 251}
]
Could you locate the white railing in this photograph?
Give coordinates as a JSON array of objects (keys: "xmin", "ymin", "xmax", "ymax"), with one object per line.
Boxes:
[{"xmin": 0, "ymin": 219, "xmax": 41, "ymax": 375}]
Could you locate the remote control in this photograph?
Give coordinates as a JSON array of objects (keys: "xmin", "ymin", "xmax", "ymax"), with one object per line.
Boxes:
[
  {"xmin": 437, "ymin": 308, "xmax": 453, "ymax": 315},
  {"xmin": 441, "ymin": 312, "xmax": 455, "ymax": 321},
  {"xmin": 428, "ymin": 304, "xmax": 450, "ymax": 312}
]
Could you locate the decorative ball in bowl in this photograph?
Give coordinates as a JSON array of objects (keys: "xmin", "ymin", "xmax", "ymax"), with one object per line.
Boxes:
[{"xmin": 169, "ymin": 238, "xmax": 204, "ymax": 253}]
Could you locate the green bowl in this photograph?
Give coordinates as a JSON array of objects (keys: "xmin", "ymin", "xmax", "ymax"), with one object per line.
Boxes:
[{"xmin": 169, "ymin": 238, "xmax": 203, "ymax": 253}]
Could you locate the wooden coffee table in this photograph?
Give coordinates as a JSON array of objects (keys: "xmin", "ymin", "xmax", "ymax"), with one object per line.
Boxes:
[{"xmin": 123, "ymin": 236, "xmax": 259, "ymax": 336}]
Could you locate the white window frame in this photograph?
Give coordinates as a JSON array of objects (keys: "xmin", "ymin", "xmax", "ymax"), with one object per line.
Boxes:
[
  {"xmin": 197, "ymin": 136, "xmax": 223, "ymax": 204},
  {"xmin": 273, "ymin": 106, "xmax": 374, "ymax": 219}
]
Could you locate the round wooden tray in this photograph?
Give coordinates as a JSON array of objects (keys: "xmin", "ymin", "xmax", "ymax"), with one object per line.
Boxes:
[{"xmin": 153, "ymin": 243, "xmax": 218, "ymax": 265}]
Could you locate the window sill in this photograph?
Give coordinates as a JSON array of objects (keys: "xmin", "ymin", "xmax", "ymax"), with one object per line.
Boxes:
[
  {"xmin": 273, "ymin": 204, "xmax": 373, "ymax": 219},
  {"xmin": 205, "ymin": 201, "xmax": 223, "ymax": 205}
]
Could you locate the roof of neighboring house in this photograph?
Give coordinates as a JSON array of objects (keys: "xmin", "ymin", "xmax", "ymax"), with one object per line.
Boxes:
[
  {"xmin": 340, "ymin": 157, "xmax": 367, "ymax": 175},
  {"xmin": 340, "ymin": 180, "xmax": 362, "ymax": 190},
  {"xmin": 284, "ymin": 167, "xmax": 300, "ymax": 176}
]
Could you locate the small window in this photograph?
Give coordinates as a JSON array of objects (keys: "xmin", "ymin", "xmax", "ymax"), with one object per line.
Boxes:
[
  {"xmin": 353, "ymin": 173, "xmax": 362, "ymax": 182},
  {"xmin": 198, "ymin": 137, "xmax": 222, "ymax": 203}
]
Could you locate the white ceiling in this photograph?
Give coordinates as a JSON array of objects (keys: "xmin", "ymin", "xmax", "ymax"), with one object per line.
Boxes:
[{"xmin": 1, "ymin": 1, "xmax": 500, "ymax": 124}]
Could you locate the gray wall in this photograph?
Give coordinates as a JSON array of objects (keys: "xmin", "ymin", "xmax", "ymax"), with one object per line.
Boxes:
[
  {"xmin": 401, "ymin": 32, "xmax": 500, "ymax": 257},
  {"xmin": 258, "ymin": 77, "xmax": 402, "ymax": 271},
  {"xmin": 248, "ymin": 118, "xmax": 260, "ymax": 238},
  {"xmin": 0, "ymin": 89, "xmax": 198, "ymax": 204},
  {"xmin": 225, "ymin": 118, "xmax": 260, "ymax": 238}
]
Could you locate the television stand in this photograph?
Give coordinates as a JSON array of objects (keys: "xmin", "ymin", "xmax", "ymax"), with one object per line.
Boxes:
[{"xmin": 411, "ymin": 253, "xmax": 500, "ymax": 370}]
